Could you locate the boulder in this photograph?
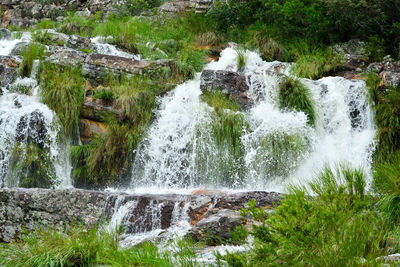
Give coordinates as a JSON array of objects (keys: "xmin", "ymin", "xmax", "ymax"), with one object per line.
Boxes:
[{"xmin": 200, "ymin": 69, "xmax": 253, "ymax": 109}]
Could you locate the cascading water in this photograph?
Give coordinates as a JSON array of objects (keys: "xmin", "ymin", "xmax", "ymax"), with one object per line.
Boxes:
[
  {"xmin": 91, "ymin": 36, "xmax": 141, "ymax": 60},
  {"xmin": 130, "ymin": 48, "xmax": 375, "ymax": 192},
  {"xmin": 0, "ymin": 33, "xmax": 72, "ymax": 188}
]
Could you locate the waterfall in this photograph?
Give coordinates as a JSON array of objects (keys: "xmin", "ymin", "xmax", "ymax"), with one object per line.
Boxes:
[
  {"xmin": 130, "ymin": 48, "xmax": 375, "ymax": 192},
  {"xmin": 0, "ymin": 33, "xmax": 72, "ymax": 188},
  {"xmin": 90, "ymin": 36, "xmax": 141, "ymax": 60}
]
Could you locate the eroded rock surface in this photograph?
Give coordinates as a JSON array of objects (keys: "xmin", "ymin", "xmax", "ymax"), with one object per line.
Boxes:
[{"xmin": 0, "ymin": 188, "xmax": 281, "ymax": 243}]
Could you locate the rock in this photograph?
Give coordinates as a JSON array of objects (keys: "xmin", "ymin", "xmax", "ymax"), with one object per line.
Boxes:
[
  {"xmin": 333, "ymin": 39, "xmax": 367, "ymax": 70},
  {"xmin": 0, "ymin": 188, "xmax": 281, "ymax": 242},
  {"xmin": 195, "ymin": 0, "xmax": 214, "ymax": 14},
  {"xmin": 160, "ymin": 0, "xmax": 194, "ymax": 15},
  {"xmin": 47, "ymin": 46, "xmax": 88, "ymax": 65},
  {"xmin": 378, "ymin": 254, "xmax": 400, "ymax": 264},
  {"xmin": 189, "ymin": 209, "xmax": 244, "ymax": 243},
  {"xmin": 200, "ymin": 69, "xmax": 253, "ymax": 109},
  {"xmin": 367, "ymin": 61, "xmax": 400, "ymax": 87},
  {"xmin": 81, "ymin": 96, "xmax": 120, "ymax": 122},
  {"xmin": 0, "ymin": 56, "xmax": 19, "ymax": 88},
  {"xmin": 78, "ymin": 118, "xmax": 106, "ymax": 144},
  {"xmin": 15, "ymin": 110, "xmax": 47, "ymax": 148}
]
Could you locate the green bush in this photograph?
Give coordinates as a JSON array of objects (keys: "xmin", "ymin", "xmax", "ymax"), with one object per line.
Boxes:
[
  {"xmin": 278, "ymin": 77, "xmax": 316, "ymax": 126},
  {"xmin": 93, "ymin": 87, "xmax": 115, "ymax": 103},
  {"xmin": 38, "ymin": 63, "xmax": 86, "ymax": 138},
  {"xmin": 224, "ymin": 167, "xmax": 393, "ymax": 266}
]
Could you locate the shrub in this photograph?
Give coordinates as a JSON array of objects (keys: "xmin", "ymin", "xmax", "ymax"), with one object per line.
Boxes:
[
  {"xmin": 278, "ymin": 77, "xmax": 316, "ymax": 126},
  {"xmin": 36, "ymin": 19, "xmax": 56, "ymax": 30},
  {"xmin": 224, "ymin": 167, "xmax": 392, "ymax": 266},
  {"xmin": 38, "ymin": 63, "xmax": 86, "ymax": 138}
]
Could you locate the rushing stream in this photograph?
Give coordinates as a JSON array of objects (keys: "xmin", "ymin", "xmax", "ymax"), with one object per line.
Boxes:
[{"xmin": 130, "ymin": 48, "xmax": 375, "ymax": 192}]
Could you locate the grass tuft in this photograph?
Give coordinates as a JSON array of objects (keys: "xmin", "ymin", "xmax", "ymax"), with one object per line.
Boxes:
[{"xmin": 279, "ymin": 77, "xmax": 316, "ymax": 126}]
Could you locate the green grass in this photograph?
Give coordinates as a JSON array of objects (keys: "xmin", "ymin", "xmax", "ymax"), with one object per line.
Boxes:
[
  {"xmin": 38, "ymin": 62, "xmax": 86, "ymax": 138},
  {"xmin": 0, "ymin": 225, "xmax": 173, "ymax": 267},
  {"xmin": 201, "ymin": 90, "xmax": 241, "ymax": 112},
  {"xmin": 18, "ymin": 44, "xmax": 45, "ymax": 78},
  {"xmin": 279, "ymin": 77, "xmax": 316, "ymax": 126},
  {"xmin": 236, "ymin": 48, "xmax": 247, "ymax": 72},
  {"xmin": 291, "ymin": 47, "xmax": 344, "ymax": 80},
  {"xmin": 92, "ymin": 86, "xmax": 115, "ymax": 103},
  {"xmin": 373, "ymin": 152, "xmax": 400, "ymax": 227}
]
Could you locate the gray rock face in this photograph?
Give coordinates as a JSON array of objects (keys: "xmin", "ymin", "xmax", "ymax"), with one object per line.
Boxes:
[
  {"xmin": 0, "ymin": 188, "xmax": 281, "ymax": 243},
  {"xmin": 16, "ymin": 110, "xmax": 48, "ymax": 148},
  {"xmin": 200, "ymin": 69, "xmax": 253, "ymax": 109}
]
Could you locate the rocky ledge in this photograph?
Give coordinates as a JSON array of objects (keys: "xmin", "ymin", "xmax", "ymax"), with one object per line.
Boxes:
[{"xmin": 0, "ymin": 187, "xmax": 281, "ymax": 243}]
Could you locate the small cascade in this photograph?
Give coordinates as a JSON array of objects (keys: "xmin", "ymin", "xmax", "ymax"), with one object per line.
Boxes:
[
  {"xmin": 0, "ymin": 33, "xmax": 72, "ymax": 188},
  {"xmin": 90, "ymin": 36, "xmax": 141, "ymax": 60},
  {"xmin": 104, "ymin": 194, "xmax": 193, "ymax": 247},
  {"xmin": 130, "ymin": 48, "xmax": 375, "ymax": 191}
]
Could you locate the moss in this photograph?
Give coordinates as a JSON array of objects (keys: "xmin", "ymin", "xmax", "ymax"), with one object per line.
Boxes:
[
  {"xmin": 279, "ymin": 77, "xmax": 316, "ymax": 126},
  {"xmin": 38, "ymin": 62, "xmax": 86, "ymax": 138}
]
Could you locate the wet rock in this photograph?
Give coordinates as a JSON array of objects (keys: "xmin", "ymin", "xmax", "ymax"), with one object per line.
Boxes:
[
  {"xmin": 78, "ymin": 118, "xmax": 106, "ymax": 144},
  {"xmin": 200, "ymin": 69, "xmax": 253, "ymax": 109},
  {"xmin": 15, "ymin": 110, "xmax": 47, "ymax": 148},
  {"xmin": 42, "ymin": 30, "xmax": 93, "ymax": 50},
  {"xmin": 189, "ymin": 209, "xmax": 244, "ymax": 243},
  {"xmin": 0, "ymin": 56, "xmax": 19, "ymax": 88}
]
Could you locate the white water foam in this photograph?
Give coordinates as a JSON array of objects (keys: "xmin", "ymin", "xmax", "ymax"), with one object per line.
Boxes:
[
  {"xmin": 90, "ymin": 36, "xmax": 141, "ymax": 60},
  {"xmin": 129, "ymin": 47, "xmax": 375, "ymax": 192}
]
